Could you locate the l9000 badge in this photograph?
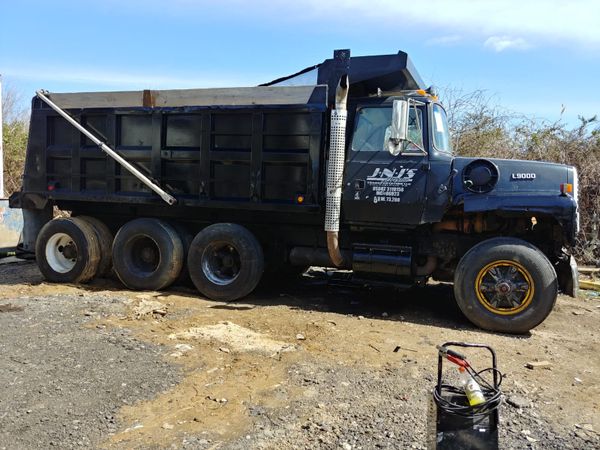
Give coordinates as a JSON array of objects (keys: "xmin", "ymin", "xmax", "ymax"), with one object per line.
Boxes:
[{"xmin": 511, "ymin": 173, "xmax": 536, "ymax": 180}]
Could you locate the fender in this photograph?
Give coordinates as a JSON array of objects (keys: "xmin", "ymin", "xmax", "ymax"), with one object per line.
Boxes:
[
  {"xmin": 454, "ymin": 193, "xmax": 578, "ymax": 244},
  {"xmin": 450, "ymin": 157, "xmax": 579, "ymax": 245}
]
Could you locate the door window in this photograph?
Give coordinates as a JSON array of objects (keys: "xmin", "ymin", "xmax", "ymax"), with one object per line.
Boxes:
[
  {"xmin": 431, "ymin": 104, "xmax": 453, "ymax": 153},
  {"xmin": 351, "ymin": 106, "xmax": 424, "ymax": 152}
]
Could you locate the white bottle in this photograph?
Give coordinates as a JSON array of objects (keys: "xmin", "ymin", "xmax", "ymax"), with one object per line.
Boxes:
[{"xmin": 459, "ymin": 367, "xmax": 486, "ymax": 406}]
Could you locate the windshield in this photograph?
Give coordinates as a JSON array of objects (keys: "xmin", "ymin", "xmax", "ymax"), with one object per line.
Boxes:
[
  {"xmin": 432, "ymin": 104, "xmax": 452, "ymax": 153},
  {"xmin": 351, "ymin": 106, "xmax": 424, "ymax": 152}
]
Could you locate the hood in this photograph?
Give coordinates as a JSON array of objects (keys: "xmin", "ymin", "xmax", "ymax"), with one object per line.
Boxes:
[{"xmin": 452, "ymin": 156, "xmax": 574, "ymax": 198}]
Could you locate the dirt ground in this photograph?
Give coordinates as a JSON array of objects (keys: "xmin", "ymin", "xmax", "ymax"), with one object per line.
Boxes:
[{"xmin": 0, "ymin": 259, "xmax": 598, "ymax": 449}]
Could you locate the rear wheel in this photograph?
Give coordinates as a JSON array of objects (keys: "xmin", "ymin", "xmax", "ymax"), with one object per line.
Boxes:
[
  {"xmin": 454, "ymin": 237, "xmax": 558, "ymax": 333},
  {"xmin": 112, "ymin": 218, "xmax": 184, "ymax": 291},
  {"xmin": 76, "ymin": 216, "xmax": 113, "ymax": 278},
  {"xmin": 188, "ymin": 223, "xmax": 264, "ymax": 301},
  {"xmin": 35, "ymin": 217, "xmax": 101, "ymax": 283}
]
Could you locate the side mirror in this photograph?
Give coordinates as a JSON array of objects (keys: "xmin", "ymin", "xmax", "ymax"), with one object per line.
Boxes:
[
  {"xmin": 391, "ymin": 99, "xmax": 409, "ymax": 142},
  {"xmin": 387, "ymin": 99, "xmax": 409, "ymax": 155}
]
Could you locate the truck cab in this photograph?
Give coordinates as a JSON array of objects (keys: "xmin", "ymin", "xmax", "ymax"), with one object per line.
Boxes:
[{"xmin": 343, "ymin": 93, "xmax": 453, "ymax": 227}]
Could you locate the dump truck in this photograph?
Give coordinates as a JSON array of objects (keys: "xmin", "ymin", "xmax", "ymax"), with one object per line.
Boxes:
[{"xmin": 9, "ymin": 50, "xmax": 579, "ymax": 333}]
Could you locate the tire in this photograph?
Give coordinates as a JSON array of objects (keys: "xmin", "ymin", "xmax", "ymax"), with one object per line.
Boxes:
[
  {"xmin": 112, "ymin": 218, "xmax": 184, "ymax": 291},
  {"xmin": 453, "ymin": 237, "xmax": 558, "ymax": 334},
  {"xmin": 188, "ymin": 223, "xmax": 264, "ymax": 301},
  {"xmin": 170, "ymin": 222, "xmax": 194, "ymax": 286},
  {"xmin": 35, "ymin": 217, "xmax": 101, "ymax": 283},
  {"xmin": 76, "ymin": 216, "xmax": 113, "ymax": 278}
]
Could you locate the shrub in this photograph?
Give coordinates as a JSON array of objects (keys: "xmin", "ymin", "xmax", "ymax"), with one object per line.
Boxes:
[{"xmin": 2, "ymin": 85, "xmax": 28, "ymax": 197}]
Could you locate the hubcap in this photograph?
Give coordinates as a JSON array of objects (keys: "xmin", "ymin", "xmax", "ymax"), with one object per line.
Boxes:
[
  {"xmin": 45, "ymin": 233, "xmax": 77, "ymax": 273},
  {"xmin": 201, "ymin": 241, "xmax": 241, "ymax": 286},
  {"xmin": 475, "ymin": 260, "xmax": 534, "ymax": 315}
]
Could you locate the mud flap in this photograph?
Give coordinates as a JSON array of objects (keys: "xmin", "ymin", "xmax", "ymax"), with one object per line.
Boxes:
[
  {"xmin": 557, "ymin": 255, "xmax": 579, "ymax": 298},
  {"xmin": 21, "ymin": 205, "xmax": 53, "ymax": 255}
]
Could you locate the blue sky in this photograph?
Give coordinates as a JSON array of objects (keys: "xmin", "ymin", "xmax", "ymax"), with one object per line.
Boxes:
[{"xmin": 1, "ymin": 0, "xmax": 599, "ymax": 126}]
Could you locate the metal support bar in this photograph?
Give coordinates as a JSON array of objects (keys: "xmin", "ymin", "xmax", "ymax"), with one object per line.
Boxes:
[{"xmin": 35, "ymin": 90, "xmax": 177, "ymax": 205}]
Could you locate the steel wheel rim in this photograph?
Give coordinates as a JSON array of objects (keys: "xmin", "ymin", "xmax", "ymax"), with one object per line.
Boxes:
[
  {"xmin": 128, "ymin": 235, "xmax": 161, "ymax": 274},
  {"xmin": 45, "ymin": 232, "xmax": 77, "ymax": 273},
  {"xmin": 475, "ymin": 260, "xmax": 534, "ymax": 315},
  {"xmin": 201, "ymin": 241, "xmax": 241, "ymax": 286}
]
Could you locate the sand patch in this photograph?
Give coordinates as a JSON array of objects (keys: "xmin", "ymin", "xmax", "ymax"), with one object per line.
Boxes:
[
  {"xmin": 168, "ymin": 321, "xmax": 295, "ymax": 355},
  {"xmin": 132, "ymin": 299, "xmax": 167, "ymax": 319}
]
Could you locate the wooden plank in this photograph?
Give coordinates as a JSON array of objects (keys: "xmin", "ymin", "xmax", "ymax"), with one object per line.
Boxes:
[
  {"xmin": 47, "ymin": 86, "xmax": 327, "ymax": 109},
  {"xmin": 579, "ymin": 279, "xmax": 600, "ymax": 291},
  {"xmin": 48, "ymin": 91, "xmax": 145, "ymax": 109},
  {"xmin": 525, "ymin": 360, "xmax": 551, "ymax": 370},
  {"xmin": 153, "ymin": 86, "xmax": 325, "ymax": 107},
  {"xmin": 578, "ymin": 267, "xmax": 600, "ymax": 274}
]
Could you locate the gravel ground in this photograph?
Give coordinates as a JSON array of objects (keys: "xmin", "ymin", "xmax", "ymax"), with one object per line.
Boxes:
[
  {"xmin": 228, "ymin": 359, "xmax": 596, "ymax": 450},
  {"xmin": 0, "ymin": 266, "xmax": 180, "ymax": 449},
  {"xmin": 0, "ymin": 260, "xmax": 598, "ymax": 449}
]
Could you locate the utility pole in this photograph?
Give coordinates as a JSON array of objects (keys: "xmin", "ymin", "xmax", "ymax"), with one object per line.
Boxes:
[{"xmin": 0, "ymin": 75, "xmax": 4, "ymax": 198}]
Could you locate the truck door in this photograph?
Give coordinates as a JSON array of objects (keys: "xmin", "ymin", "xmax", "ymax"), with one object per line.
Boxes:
[{"xmin": 342, "ymin": 104, "xmax": 428, "ymax": 226}]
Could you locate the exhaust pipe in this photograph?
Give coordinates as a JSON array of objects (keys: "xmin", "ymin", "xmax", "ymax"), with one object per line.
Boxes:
[{"xmin": 325, "ymin": 75, "xmax": 349, "ymax": 267}]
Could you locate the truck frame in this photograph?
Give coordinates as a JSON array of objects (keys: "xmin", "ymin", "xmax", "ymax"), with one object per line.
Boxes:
[{"xmin": 10, "ymin": 50, "xmax": 579, "ymax": 333}]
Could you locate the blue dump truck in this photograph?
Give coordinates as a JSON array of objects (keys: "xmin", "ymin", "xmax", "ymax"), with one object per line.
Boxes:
[{"xmin": 10, "ymin": 50, "xmax": 579, "ymax": 333}]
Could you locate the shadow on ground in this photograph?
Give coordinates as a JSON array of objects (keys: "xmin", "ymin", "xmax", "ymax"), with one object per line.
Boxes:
[{"xmin": 0, "ymin": 260, "xmax": 530, "ymax": 338}]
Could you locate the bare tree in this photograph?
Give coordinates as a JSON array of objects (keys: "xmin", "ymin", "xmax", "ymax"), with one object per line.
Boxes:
[
  {"xmin": 2, "ymin": 83, "xmax": 28, "ymax": 124},
  {"xmin": 2, "ymin": 84, "xmax": 29, "ymax": 196}
]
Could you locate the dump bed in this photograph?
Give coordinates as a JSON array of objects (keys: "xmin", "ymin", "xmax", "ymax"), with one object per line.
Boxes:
[
  {"xmin": 21, "ymin": 85, "xmax": 328, "ymax": 213},
  {"xmin": 16, "ymin": 50, "xmax": 424, "ymax": 219}
]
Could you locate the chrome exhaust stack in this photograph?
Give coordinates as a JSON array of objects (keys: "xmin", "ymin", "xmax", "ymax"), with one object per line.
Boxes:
[{"xmin": 325, "ymin": 75, "xmax": 349, "ymax": 267}]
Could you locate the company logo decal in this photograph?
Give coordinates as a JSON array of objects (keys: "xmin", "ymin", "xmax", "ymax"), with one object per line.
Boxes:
[
  {"xmin": 511, "ymin": 173, "xmax": 536, "ymax": 180},
  {"xmin": 367, "ymin": 167, "xmax": 416, "ymax": 182},
  {"xmin": 364, "ymin": 166, "xmax": 417, "ymax": 204}
]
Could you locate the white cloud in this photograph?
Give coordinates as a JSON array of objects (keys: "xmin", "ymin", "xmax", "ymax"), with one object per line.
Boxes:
[
  {"xmin": 126, "ymin": 0, "xmax": 600, "ymax": 50},
  {"xmin": 484, "ymin": 36, "xmax": 532, "ymax": 52},
  {"xmin": 319, "ymin": 0, "xmax": 600, "ymax": 49}
]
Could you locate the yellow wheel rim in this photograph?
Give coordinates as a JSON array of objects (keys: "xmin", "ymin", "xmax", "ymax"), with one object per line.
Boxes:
[{"xmin": 475, "ymin": 260, "xmax": 534, "ymax": 315}]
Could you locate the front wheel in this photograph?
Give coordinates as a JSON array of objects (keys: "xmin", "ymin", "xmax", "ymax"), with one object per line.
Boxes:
[{"xmin": 453, "ymin": 237, "xmax": 558, "ymax": 334}]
